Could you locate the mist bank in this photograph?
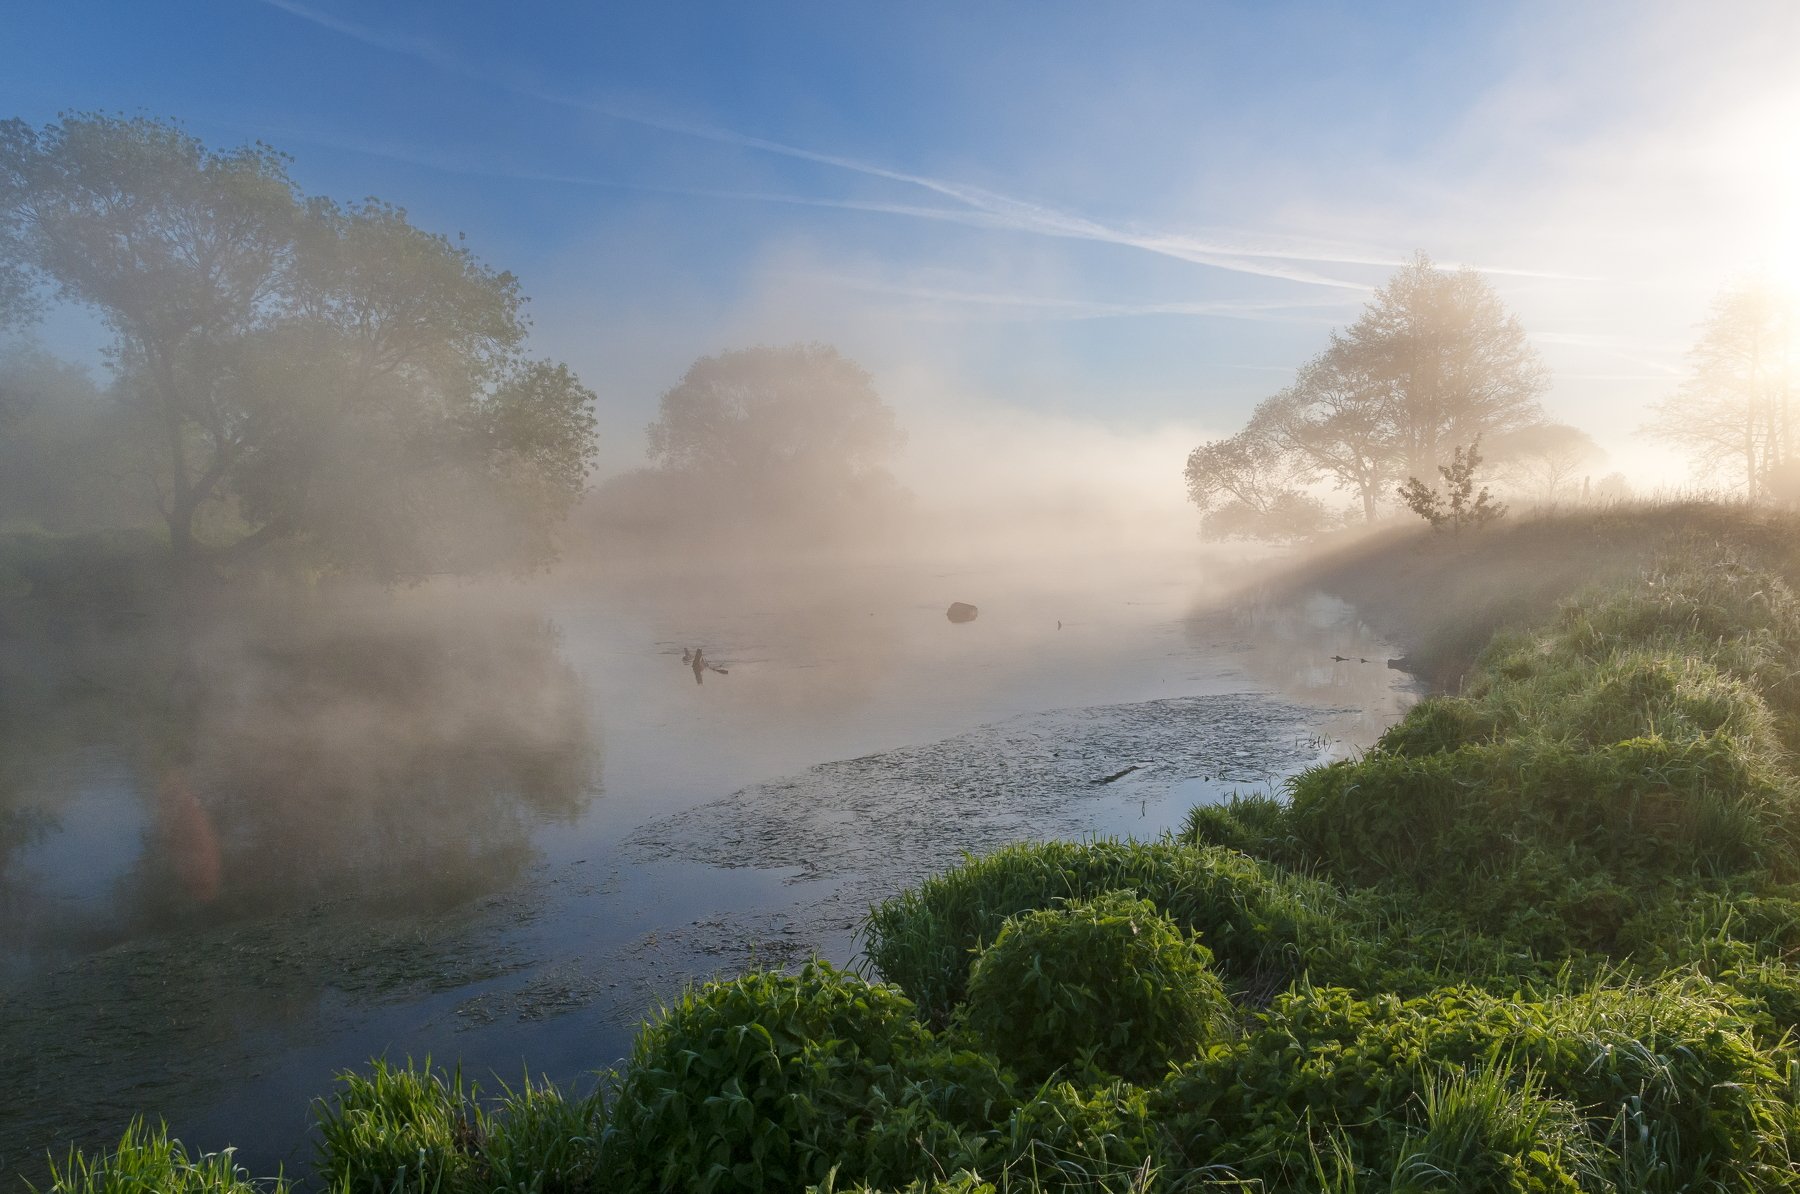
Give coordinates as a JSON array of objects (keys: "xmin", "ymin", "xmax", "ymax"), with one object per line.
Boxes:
[{"xmin": 1259, "ymin": 498, "xmax": 1800, "ymax": 688}]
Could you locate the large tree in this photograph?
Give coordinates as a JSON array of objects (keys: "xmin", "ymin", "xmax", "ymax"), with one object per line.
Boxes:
[
  {"xmin": 647, "ymin": 343, "xmax": 903, "ymax": 482},
  {"xmin": 1646, "ymin": 280, "xmax": 1797, "ymax": 500},
  {"xmin": 596, "ymin": 343, "xmax": 905, "ymax": 545},
  {"xmin": 0, "ymin": 114, "xmax": 596, "ymax": 579},
  {"xmin": 1189, "ymin": 254, "xmax": 1550, "ymax": 528}
]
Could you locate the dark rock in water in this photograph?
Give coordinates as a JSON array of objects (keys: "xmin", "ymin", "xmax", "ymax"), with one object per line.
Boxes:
[
  {"xmin": 946, "ymin": 601, "xmax": 979, "ymax": 624},
  {"xmin": 1386, "ymin": 656, "xmax": 1414, "ymax": 672}
]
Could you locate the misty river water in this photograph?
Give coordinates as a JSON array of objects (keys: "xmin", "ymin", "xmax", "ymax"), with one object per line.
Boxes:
[{"xmin": 0, "ymin": 546, "xmax": 1417, "ymax": 1185}]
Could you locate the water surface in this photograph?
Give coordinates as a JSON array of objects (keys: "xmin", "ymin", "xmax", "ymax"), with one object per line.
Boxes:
[{"xmin": 0, "ymin": 548, "xmax": 1415, "ymax": 1185}]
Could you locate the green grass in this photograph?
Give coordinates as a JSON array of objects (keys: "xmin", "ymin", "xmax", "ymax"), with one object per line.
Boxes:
[
  {"xmin": 309, "ymin": 1059, "xmax": 605, "ymax": 1194},
  {"xmin": 33, "ymin": 1120, "xmax": 279, "ymax": 1193}
]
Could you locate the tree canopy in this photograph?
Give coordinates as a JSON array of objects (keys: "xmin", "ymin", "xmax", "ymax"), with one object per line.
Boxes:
[
  {"xmin": 647, "ymin": 343, "xmax": 903, "ymax": 484},
  {"xmin": 598, "ymin": 342, "xmax": 908, "ymax": 545},
  {"xmin": 0, "ymin": 113, "xmax": 597, "ymax": 579},
  {"xmin": 1188, "ymin": 254, "xmax": 1549, "ymax": 530}
]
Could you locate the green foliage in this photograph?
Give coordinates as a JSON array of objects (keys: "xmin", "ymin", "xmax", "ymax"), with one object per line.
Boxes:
[
  {"xmin": 1161, "ymin": 978, "xmax": 1800, "ymax": 1191},
  {"xmin": 312, "ymin": 1060, "xmax": 603, "ymax": 1194},
  {"xmin": 0, "ymin": 113, "xmax": 597, "ymax": 579},
  {"xmin": 1178, "ymin": 791, "xmax": 1290, "ymax": 856},
  {"xmin": 35, "ymin": 1119, "xmax": 279, "ymax": 1193},
  {"xmin": 961, "ymin": 893, "xmax": 1229, "ymax": 1083},
  {"xmin": 1399, "ymin": 438, "xmax": 1506, "ymax": 532},
  {"xmin": 603, "ymin": 961, "xmax": 1006, "ymax": 1194},
  {"xmin": 473, "ymin": 1075, "xmax": 606, "ymax": 1194},
  {"xmin": 1372, "ymin": 695, "xmax": 1493, "ymax": 756},
  {"xmin": 314, "ymin": 1059, "xmax": 478, "ymax": 1193},
  {"xmin": 1395, "ymin": 1065, "xmax": 1594, "ymax": 1192},
  {"xmin": 863, "ymin": 839, "xmax": 1345, "ymax": 1024}
]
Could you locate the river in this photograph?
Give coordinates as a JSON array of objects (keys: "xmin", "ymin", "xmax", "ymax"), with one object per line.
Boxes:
[{"xmin": 0, "ymin": 545, "xmax": 1415, "ymax": 1186}]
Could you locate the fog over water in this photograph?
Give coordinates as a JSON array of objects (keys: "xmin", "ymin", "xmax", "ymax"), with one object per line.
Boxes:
[
  {"xmin": 7, "ymin": 4, "xmax": 1800, "ymax": 1188},
  {"xmin": 0, "ymin": 542, "xmax": 1412, "ymax": 1179}
]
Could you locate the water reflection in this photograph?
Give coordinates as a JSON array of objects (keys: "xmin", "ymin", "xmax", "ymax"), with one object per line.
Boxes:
[
  {"xmin": 1188, "ymin": 587, "xmax": 1421, "ymax": 744},
  {"xmin": 1, "ymin": 596, "xmax": 598, "ymax": 969},
  {"xmin": 0, "ymin": 594, "xmax": 599, "ymax": 1183}
]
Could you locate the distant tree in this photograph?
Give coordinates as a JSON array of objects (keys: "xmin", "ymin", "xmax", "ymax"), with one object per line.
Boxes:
[
  {"xmin": 1398, "ymin": 438, "xmax": 1504, "ymax": 532},
  {"xmin": 1646, "ymin": 279, "xmax": 1797, "ymax": 500},
  {"xmin": 1342, "ymin": 255, "xmax": 1549, "ymax": 479},
  {"xmin": 648, "ymin": 343, "xmax": 902, "ymax": 481},
  {"xmin": 1185, "ymin": 424, "xmax": 1295, "ymax": 516},
  {"xmin": 0, "ymin": 114, "xmax": 597, "ymax": 579},
  {"xmin": 1184, "ymin": 424, "xmax": 1331, "ymax": 541},
  {"xmin": 1193, "ymin": 254, "xmax": 1549, "ymax": 524},
  {"xmin": 1483, "ymin": 423, "xmax": 1605, "ymax": 504},
  {"xmin": 1589, "ymin": 471, "xmax": 1634, "ymax": 503},
  {"xmin": 1201, "ymin": 489, "xmax": 1333, "ymax": 542}
]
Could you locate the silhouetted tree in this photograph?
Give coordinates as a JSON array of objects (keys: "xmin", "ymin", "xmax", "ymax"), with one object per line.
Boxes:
[
  {"xmin": 1398, "ymin": 438, "xmax": 1504, "ymax": 532},
  {"xmin": 1184, "ymin": 425, "xmax": 1330, "ymax": 541},
  {"xmin": 1191, "ymin": 254, "xmax": 1549, "ymax": 525},
  {"xmin": 1252, "ymin": 351, "xmax": 1396, "ymax": 523},
  {"xmin": 0, "ymin": 114, "xmax": 597, "ymax": 579},
  {"xmin": 1646, "ymin": 280, "xmax": 1797, "ymax": 500}
]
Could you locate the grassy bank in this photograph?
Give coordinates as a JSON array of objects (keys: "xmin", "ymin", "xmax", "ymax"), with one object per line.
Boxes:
[{"xmin": 33, "ymin": 501, "xmax": 1800, "ymax": 1191}]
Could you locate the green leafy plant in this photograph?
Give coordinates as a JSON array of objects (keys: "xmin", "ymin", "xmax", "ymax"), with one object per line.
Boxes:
[
  {"xmin": 313, "ymin": 1059, "xmax": 480, "ymax": 1193},
  {"xmin": 961, "ymin": 892, "xmax": 1229, "ymax": 1083},
  {"xmin": 1400, "ymin": 438, "xmax": 1506, "ymax": 531},
  {"xmin": 603, "ymin": 961, "xmax": 1003, "ymax": 1194},
  {"xmin": 863, "ymin": 839, "xmax": 1342, "ymax": 1024},
  {"xmin": 35, "ymin": 1119, "xmax": 279, "ymax": 1193}
]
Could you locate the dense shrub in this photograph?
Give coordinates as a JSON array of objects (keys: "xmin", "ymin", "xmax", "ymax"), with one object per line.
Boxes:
[
  {"xmin": 863, "ymin": 839, "xmax": 1345, "ymax": 1023},
  {"xmin": 602, "ymin": 961, "xmax": 1007, "ymax": 1194},
  {"xmin": 961, "ymin": 892, "xmax": 1229, "ymax": 1083},
  {"xmin": 1160, "ymin": 978, "xmax": 1800, "ymax": 1191}
]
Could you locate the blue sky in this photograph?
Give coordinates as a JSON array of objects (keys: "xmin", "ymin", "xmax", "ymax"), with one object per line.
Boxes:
[{"xmin": 4, "ymin": 1, "xmax": 1798, "ymax": 499}]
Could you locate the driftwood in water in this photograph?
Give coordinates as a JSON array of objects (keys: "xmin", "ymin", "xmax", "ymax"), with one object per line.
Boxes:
[{"xmin": 685, "ymin": 647, "xmax": 729, "ymax": 683}]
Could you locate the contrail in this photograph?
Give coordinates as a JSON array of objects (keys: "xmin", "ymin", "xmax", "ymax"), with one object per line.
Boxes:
[
  {"xmin": 801, "ymin": 275, "xmax": 1356, "ymax": 324},
  {"xmin": 254, "ymin": 0, "xmax": 1596, "ymax": 290}
]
